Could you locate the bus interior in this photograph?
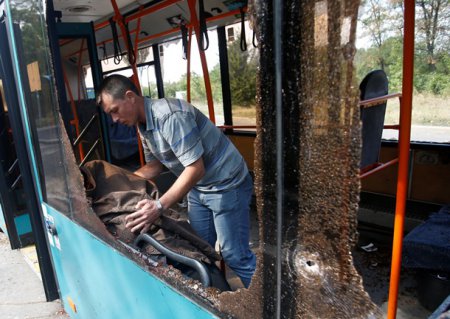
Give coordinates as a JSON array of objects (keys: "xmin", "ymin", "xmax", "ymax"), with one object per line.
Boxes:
[{"xmin": 0, "ymin": 0, "xmax": 449, "ymax": 318}]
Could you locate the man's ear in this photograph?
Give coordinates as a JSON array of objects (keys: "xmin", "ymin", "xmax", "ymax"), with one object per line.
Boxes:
[{"xmin": 125, "ymin": 90, "xmax": 136, "ymax": 102}]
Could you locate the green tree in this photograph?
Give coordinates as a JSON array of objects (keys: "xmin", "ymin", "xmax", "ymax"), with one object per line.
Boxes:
[
  {"xmin": 10, "ymin": 2, "xmax": 48, "ymax": 72},
  {"xmin": 209, "ymin": 65, "xmax": 223, "ymax": 104},
  {"xmin": 359, "ymin": 0, "xmax": 390, "ymax": 69},
  {"xmin": 355, "ymin": 36, "xmax": 403, "ymax": 92},
  {"xmin": 164, "ymin": 76, "xmax": 188, "ymax": 98},
  {"xmin": 415, "ymin": 0, "xmax": 450, "ymax": 71},
  {"xmin": 190, "ymin": 72, "xmax": 207, "ymax": 102},
  {"xmin": 227, "ymin": 34, "xmax": 258, "ymax": 107},
  {"xmin": 356, "ymin": 0, "xmax": 450, "ymax": 95}
]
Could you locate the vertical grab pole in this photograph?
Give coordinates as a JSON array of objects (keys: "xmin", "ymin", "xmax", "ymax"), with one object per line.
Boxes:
[
  {"xmin": 187, "ymin": 0, "xmax": 215, "ymax": 124},
  {"xmin": 387, "ymin": 1, "xmax": 415, "ymax": 319},
  {"xmin": 133, "ymin": 12, "xmax": 145, "ymax": 167},
  {"xmin": 110, "ymin": 0, "xmax": 145, "ymax": 166},
  {"xmin": 110, "ymin": 0, "xmax": 141, "ymax": 93},
  {"xmin": 187, "ymin": 27, "xmax": 193, "ymax": 103},
  {"xmin": 77, "ymin": 39, "xmax": 86, "ymax": 101},
  {"xmin": 134, "ymin": 12, "xmax": 142, "ymax": 59},
  {"xmin": 62, "ymin": 68, "xmax": 85, "ymax": 160}
]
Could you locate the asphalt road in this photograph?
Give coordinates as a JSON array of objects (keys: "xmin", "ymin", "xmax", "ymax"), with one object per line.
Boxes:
[{"xmin": 383, "ymin": 125, "xmax": 450, "ymax": 143}]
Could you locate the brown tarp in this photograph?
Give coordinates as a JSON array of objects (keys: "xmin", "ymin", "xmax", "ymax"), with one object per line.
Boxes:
[{"xmin": 81, "ymin": 160, "xmax": 221, "ymax": 265}]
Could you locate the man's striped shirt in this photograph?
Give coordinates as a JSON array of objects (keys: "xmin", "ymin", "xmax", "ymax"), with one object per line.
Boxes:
[{"xmin": 138, "ymin": 97, "xmax": 248, "ymax": 192}]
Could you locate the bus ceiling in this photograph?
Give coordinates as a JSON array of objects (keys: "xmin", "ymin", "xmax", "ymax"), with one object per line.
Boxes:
[{"xmin": 54, "ymin": 0, "xmax": 248, "ymax": 65}]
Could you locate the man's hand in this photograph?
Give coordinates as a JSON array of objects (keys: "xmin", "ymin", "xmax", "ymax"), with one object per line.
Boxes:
[
  {"xmin": 125, "ymin": 199, "xmax": 161, "ymax": 233},
  {"xmin": 126, "ymin": 157, "xmax": 204, "ymax": 233}
]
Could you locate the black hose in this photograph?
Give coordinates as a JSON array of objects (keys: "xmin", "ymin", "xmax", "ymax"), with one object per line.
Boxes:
[
  {"xmin": 252, "ymin": 29, "xmax": 258, "ymax": 48},
  {"xmin": 180, "ymin": 23, "xmax": 188, "ymax": 60},
  {"xmin": 134, "ymin": 233, "xmax": 211, "ymax": 287},
  {"xmin": 211, "ymin": 7, "xmax": 222, "ymax": 14},
  {"xmin": 101, "ymin": 43, "xmax": 108, "ymax": 64},
  {"xmin": 109, "ymin": 17, "xmax": 123, "ymax": 65},
  {"xmin": 198, "ymin": 0, "xmax": 209, "ymax": 51},
  {"xmin": 124, "ymin": 22, "xmax": 136, "ymax": 65},
  {"xmin": 240, "ymin": 7, "xmax": 247, "ymax": 51}
]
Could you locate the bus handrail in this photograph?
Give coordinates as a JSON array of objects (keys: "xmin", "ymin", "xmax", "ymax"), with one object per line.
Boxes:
[
  {"xmin": 134, "ymin": 233, "xmax": 211, "ymax": 287},
  {"xmin": 73, "ymin": 113, "xmax": 98, "ymax": 147},
  {"xmin": 79, "ymin": 139, "xmax": 100, "ymax": 167},
  {"xmin": 359, "ymin": 92, "xmax": 402, "ymax": 108},
  {"xmin": 218, "ymin": 125, "xmax": 256, "ymax": 130}
]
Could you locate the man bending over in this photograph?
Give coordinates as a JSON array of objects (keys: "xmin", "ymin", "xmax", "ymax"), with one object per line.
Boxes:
[{"xmin": 96, "ymin": 75, "xmax": 256, "ymax": 287}]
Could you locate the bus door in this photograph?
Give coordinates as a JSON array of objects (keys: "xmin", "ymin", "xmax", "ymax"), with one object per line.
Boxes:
[
  {"xmin": 0, "ymin": 15, "xmax": 58, "ymax": 300},
  {"xmin": 0, "ymin": 22, "xmax": 34, "ymax": 249}
]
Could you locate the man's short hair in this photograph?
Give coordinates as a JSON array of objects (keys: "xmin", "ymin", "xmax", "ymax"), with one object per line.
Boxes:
[{"xmin": 96, "ymin": 74, "xmax": 139, "ymax": 105}]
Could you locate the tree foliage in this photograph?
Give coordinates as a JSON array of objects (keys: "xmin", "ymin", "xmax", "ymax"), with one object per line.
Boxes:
[
  {"xmin": 10, "ymin": 2, "xmax": 48, "ymax": 72},
  {"xmin": 226, "ymin": 34, "xmax": 258, "ymax": 107},
  {"xmin": 158, "ymin": 33, "xmax": 257, "ymax": 107},
  {"xmin": 416, "ymin": 0, "xmax": 450, "ymax": 71},
  {"xmin": 356, "ymin": 0, "xmax": 450, "ymax": 95}
]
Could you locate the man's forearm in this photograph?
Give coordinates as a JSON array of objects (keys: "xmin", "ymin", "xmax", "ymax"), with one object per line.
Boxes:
[
  {"xmin": 125, "ymin": 157, "xmax": 204, "ymax": 233},
  {"xmin": 159, "ymin": 157, "xmax": 205, "ymax": 210},
  {"xmin": 134, "ymin": 160, "xmax": 164, "ymax": 180}
]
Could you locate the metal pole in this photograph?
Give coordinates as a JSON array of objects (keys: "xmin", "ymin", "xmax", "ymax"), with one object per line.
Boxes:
[
  {"xmin": 274, "ymin": 0, "xmax": 283, "ymax": 318},
  {"xmin": 217, "ymin": 27, "xmax": 233, "ymax": 129},
  {"xmin": 387, "ymin": 1, "xmax": 415, "ymax": 318},
  {"xmin": 187, "ymin": 0, "xmax": 216, "ymax": 124}
]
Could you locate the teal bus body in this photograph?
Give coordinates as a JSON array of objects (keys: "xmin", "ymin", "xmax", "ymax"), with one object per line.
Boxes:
[
  {"xmin": 1, "ymin": 0, "xmax": 219, "ymax": 317},
  {"xmin": 43, "ymin": 204, "xmax": 216, "ymax": 319}
]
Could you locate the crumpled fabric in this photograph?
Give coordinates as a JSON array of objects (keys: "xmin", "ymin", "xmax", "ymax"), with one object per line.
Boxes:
[{"xmin": 81, "ymin": 160, "xmax": 221, "ymax": 265}]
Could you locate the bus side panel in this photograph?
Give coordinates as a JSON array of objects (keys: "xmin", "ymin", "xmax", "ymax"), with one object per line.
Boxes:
[
  {"xmin": 362, "ymin": 147, "xmax": 450, "ymax": 204},
  {"xmin": 410, "ymin": 149, "xmax": 450, "ymax": 204},
  {"xmin": 361, "ymin": 147, "xmax": 399, "ymax": 195},
  {"xmin": 227, "ymin": 134, "xmax": 255, "ymax": 171},
  {"xmin": 42, "ymin": 203, "xmax": 216, "ymax": 319},
  {"xmin": 229, "ymin": 133, "xmax": 450, "ymax": 205}
]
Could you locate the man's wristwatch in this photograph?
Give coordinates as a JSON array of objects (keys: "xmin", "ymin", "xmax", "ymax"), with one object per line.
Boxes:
[{"xmin": 155, "ymin": 199, "xmax": 163, "ymax": 212}]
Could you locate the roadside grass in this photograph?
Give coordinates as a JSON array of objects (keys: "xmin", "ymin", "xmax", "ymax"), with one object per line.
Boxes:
[
  {"xmin": 233, "ymin": 106, "xmax": 256, "ymax": 118},
  {"xmin": 232, "ymin": 94, "xmax": 450, "ymax": 127},
  {"xmin": 385, "ymin": 93, "xmax": 450, "ymax": 126}
]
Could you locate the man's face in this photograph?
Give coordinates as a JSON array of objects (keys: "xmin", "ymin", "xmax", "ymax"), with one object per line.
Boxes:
[{"xmin": 101, "ymin": 91, "xmax": 138, "ymax": 127}]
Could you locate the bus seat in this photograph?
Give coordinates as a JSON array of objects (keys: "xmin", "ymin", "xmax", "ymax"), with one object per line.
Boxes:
[
  {"xmin": 359, "ymin": 69, "xmax": 389, "ymax": 169},
  {"xmin": 403, "ymin": 205, "xmax": 450, "ymax": 272},
  {"xmin": 402, "ymin": 205, "xmax": 450, "ymax": 311}
]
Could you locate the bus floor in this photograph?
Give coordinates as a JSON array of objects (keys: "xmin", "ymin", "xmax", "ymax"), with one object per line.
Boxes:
[
  {"xmin": 353, "ymin": 231, "xmax": 432, "ymax": 318},
  {"xmin": 246, "ymin": 204, "xmax": 434, "ymax": 318},
  {"xmin": 0, "ymin": 231, "xmax": 69, "ymax": 319}
]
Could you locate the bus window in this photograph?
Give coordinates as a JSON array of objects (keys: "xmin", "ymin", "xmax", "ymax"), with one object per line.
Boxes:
[
  {"xmin": 227, "ymin": 21, "xmax": 257, "ymax": 132},
  {"xmin": 6, "ymin": 0, "xmax": 85, "ymax": 217},
  {"xmin": 139, "ymin": 64, "xmax": 158, "ymax": 98},
  {"xmin": 356, "ymin": 0, "xmax": 450, "ymax": 144},
  {"xmin": 159, "ymin": 32, "xmax": 225, "ymax": 125}
]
